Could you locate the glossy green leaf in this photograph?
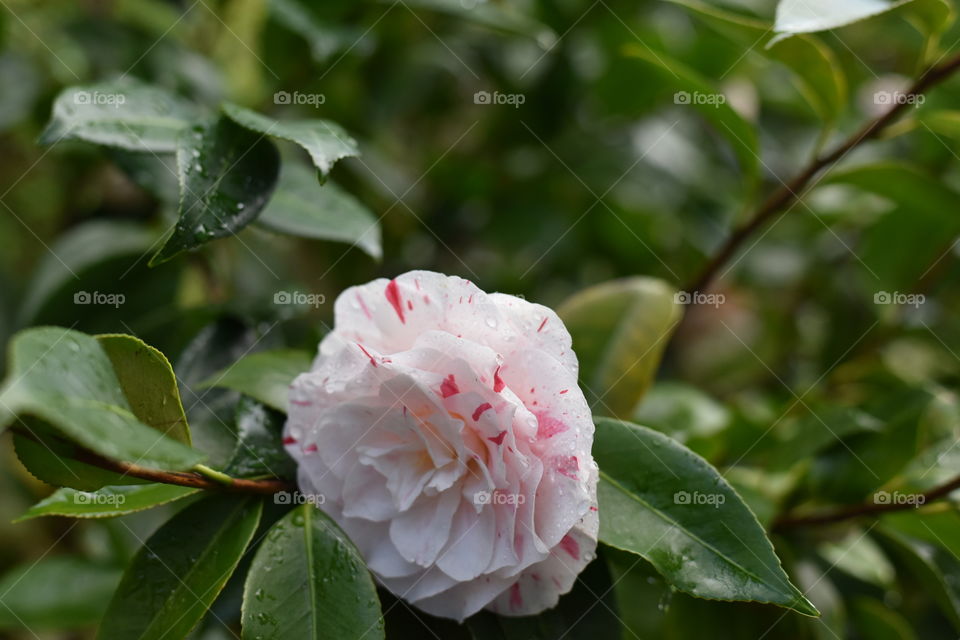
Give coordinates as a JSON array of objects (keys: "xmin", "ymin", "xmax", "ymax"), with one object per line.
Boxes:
[
  {"xmin": 269, "ymin": 0, "xmax": 362, "ymax": 63},
  {"xmin": 773, "ymin": 0, "xmax": 952, "ymax": 39},
  {"xmin": 150, "ymin": 115, "xmax": 280, "ymax": 265},
  {"xmin": 633, "ymin": 381, "xmax": 729, "ymax": 458},
  {"xmin": 226, "ymin": 397, "xmax": 297, "ymax": 479},
  {"xmin": 622, "ymin": 44, "xmax": 759, "ymax": 189},
  {"xmin": 15, "ymin": 484, "xmax": 198, "ymax": 521},
  {"xmin": 97, "ymin": 334, "xmax": 191, "ymax": 444},
  {"xmin": 241, "ymin": 504, "xmax": 384, "ymax": 640},
  {"xmin": 818, "ymin": 529, "xmax": 895, "ymax": 587},
  {"xmin": 98, "ymin": 495, "xmax": 263, "ymax": 640},
  {"xmin": 0, "ymin": 327, "xmax": 204, "ymax": 470},
  {"xmin": 200, "ymin": 348, "xmax": 311, "ymax": 413},
  {"xmin": 222, "ymin": 102, "xmax": 358, "ymax": 176},
  {"xmin": 257, "ymin": 161, "xmax": 382, "ymax": 259},
  {"xmin": 39, "ymin": 80, "xmax": 197, "ymax": 152},
  {"xmin": 0, "ymin": 556, "xmax": 121, "ymax": 630},
  {"xmin": 13, "ymin": 425, "xmax": 143, "ymax": 491},
  {"xmin": 593, "ymin": 417, "xmax": 817, "ymax": 616},
  {"xmin": 466, "ymin": 557, "xmax": 620, "ymax": 639},
  {"xmin": 558, "ymin": 277, "xmax": 681, "ymax": 418}
]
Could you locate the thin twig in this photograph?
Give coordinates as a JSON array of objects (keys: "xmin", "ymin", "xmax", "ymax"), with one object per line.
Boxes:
[
  {"xmin": 687, "ymin": 50, "xmax": 960, "ymax": 295},
  {"xmin": 773, "ymin": 473, "xmax": 960, "ymax": 529}
]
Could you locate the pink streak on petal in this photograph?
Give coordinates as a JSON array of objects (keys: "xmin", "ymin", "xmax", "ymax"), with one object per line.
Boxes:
[
  {"xmin": 535, "ymin": 412, "xmax": 568, "ymax": 439},
  {"xmin": 559, "ymin": 534, "xmax": 580, "ymax": 559},
  {"xmin": 554, "ymin": 455, "xmax": 579, "ymax": 479},
  {"xmin": 440, "ymin": 374, "xmax": 460, "ymax": 398},
  {"xmin": 488, "ymin": 430, "xmax": 507, "ymax": 445},
  {"xmin": 282, "ymin": 436, "xmax": 297, "ymax": 445},
  {"xmin": 385, "ymin": 279, "xmax": 406, "ymax": 323},
  {"xmin": 356, "ymin": 343, "xmax": 378, "ymax": 367},
  {"xmin": 509, "ymin": 583, "xmax": 523, "ymax": 611},
  {"xmin": 537, "ymin": 317, "xmax": 548, "ymax": 332},
  {"xmin": 472, "ymin": 402, "xmax": 493, "ymax": 422},
  {"xmin": 290, "ymin": 399, "xmax": 313, "ymax": 406},
  {"xmin": 355, "ymin": 293, "xmax": 372, "ymax": 320},
  {"xmin": 493, "ymin": 366, "xmax": 505, "ymax": 392},
  {"xmin": 303, "ymin": 444, "xmax": 318, "ymax": 453}
]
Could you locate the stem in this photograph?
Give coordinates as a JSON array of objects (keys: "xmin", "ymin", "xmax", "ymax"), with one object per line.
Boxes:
[
  {"xmin": 12, "ymin": 428, "xmax": 292, "ymax": 495},
  {"xmin": 773, "ymin": 473, "xmax": 960, "ymax": 529},
  {"xmin": 686, "ymin": 50, "xmax": 960, "ymax": 295}
]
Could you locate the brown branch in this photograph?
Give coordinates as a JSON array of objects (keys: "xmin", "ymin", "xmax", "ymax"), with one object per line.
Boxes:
[
  {"xmin": 773, "ymin": 473, "xmax": 960, "ymax": 529},
  {"xmin": 686, "ymin": 50, "xmax": 960, "ymax": 295},
  {"xmin": 12, "ymin": 428, "xmax": 293, "ymax": 495}
]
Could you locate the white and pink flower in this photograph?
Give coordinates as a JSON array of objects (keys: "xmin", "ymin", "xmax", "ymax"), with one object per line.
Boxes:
[{"xmin": 284, "ymin": 270, "xmax": 598, "ymax": 621}]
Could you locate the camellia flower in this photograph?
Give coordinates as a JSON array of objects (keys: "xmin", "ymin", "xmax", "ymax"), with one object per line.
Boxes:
[{"xmin": 284, "ymin": 270, "xmax": 598, "ymax": 621}]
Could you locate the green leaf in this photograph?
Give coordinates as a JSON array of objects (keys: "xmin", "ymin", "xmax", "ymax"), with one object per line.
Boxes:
[
  {"xmin": 0, "ymin": 327, "xmax": 204, "ymax": 471},
  {"xmin": 15, "ymin": 484, "xmax": 199, "ymax": 521},
  {"xmin": 241, "ymin": 504, "xmax": 384, "ymax": 640},
  {"xmin": 466, "ymin": 557, "xmax": 620, "ymax": 639},
  {"xmin": 200, "ymin": 348, "xmax": 311, "ymax": 413},
  {"xmin": 257, "ymin": 161, "xmax": 382, "ymax": 259},
  {"xmin": 558, "ymin": 277, "xmax": 681, "ymax": 418},
  {"xmin": 824, "ymin": 163, "xmax": 960, "ymax": 290},
  {"xmin": 622, "ymin": 44, "xmax": 759, "ymax": 190},
  {"xmin": 222, "ymin": 102, "xmax": 358, "ymax": 176},
  {"xmin": 17, "ymin": 220, "xmax": 157, "ymax": 326},
  {"xmin": 13, "ymin": 425, "xmax": 143, "ymax": 491},
  {"xmin": 150, "ymin": 115, "xmax": 280, "ymax": 265},
  {"xmin": 0, "ymin": 556, "xmax": 121, "ymax": 630},
  {"xmin": 668, "ymin": 0, "xmax": 846, "ymax": 126},
  {"xmin": 876, "ymin": 526, "xmax": 960, "ymax": 631},
  {"xmin": 818, "ymin": 529, "xmax": 895, "ymax": 587},
  {"xmin": 98, "ymin": 495, "xmax": 263, "ymax": 640},
  {"xmin": 225, "ymin": 396, "xmax": 297, "ymax": 479},
  {"xmin": 39, "ymin": 80, "xmax": 197, "ymax": 152},
  {"xmin": 97, "ymin": 334, "xmax": 191, "ymax": 444},
  {"xmin": 593, "ymin": 417, "xmax": 817, "ymax": 616},
  {"xmin": 269, "ymin": 0, "xmax": 363, "ymax": 64},
  {"xmin": 633, "ymin": 382, "xmax": 729, "ymax": 458},
  {"xmin": 849, "ymin": 597, "xmax": 917, "ymax": 640}
]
